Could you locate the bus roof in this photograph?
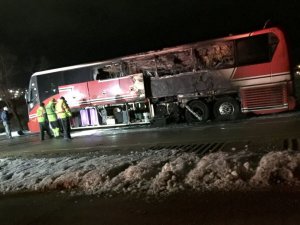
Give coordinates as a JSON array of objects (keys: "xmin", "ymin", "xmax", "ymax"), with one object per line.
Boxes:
[{"xmin": 32, "ymin": 27, "xmax": 280, "ymax": 77}]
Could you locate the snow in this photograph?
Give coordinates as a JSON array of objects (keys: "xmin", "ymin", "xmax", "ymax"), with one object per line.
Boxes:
[{"xmin": 1, "ymin": 148, "xmax": 300, "ymax": 196}]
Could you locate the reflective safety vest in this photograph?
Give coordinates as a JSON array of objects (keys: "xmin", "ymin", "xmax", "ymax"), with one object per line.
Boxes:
[
  {"xmin": 36, "ymin": 106, "xmax": 47, "ymax": 123},
  {"xmin": 55, "ymin": 99, "xmax": 72, "ymax": 119},
  {"xmin": 46, "ymin": 101, "xmax": 57, "ymax": 122}
]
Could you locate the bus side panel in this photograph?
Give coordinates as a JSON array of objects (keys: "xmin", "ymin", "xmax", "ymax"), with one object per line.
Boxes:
[
  {"xmin": 87, "ymin": 74, "xmax": 145, "ymax": 105},
  {"xmin": 28, "ymin": 117, "xmax": 40, "ymax": 133},
  {"xmin": 233, "ymin": 28, "xmax": 290, "ymax": 80},
  {"xmin": 58, "ymin": 82, "xmax": 90, "ymax": 108},
  {"xmin": 268, "ymin": 28, "xmax": 290, "ymax": 74},
  {"xmin": 233, "ymin": 28, "xmax": 295, "ymax": 114},
  {"xmin": 27, "ymin": 104, "xmax": 41, "ymax": 133}
]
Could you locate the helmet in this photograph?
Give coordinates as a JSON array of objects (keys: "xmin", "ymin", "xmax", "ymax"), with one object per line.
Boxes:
[{"xmin": 3, "ymin": 106, "xmax": 8, "ymax": 111}]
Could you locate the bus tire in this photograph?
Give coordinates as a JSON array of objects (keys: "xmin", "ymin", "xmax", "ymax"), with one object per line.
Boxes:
[
  {"xmin": 185, "ymin": 100, "xmax": 209, "ymax": 123},
  {"xmin": 213, "ymin": 97, "xmax": 240, "ymax": 121}
]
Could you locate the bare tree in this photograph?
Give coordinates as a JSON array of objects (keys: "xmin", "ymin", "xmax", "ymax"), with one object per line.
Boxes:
[{"xmin": 0, "ymin": 46, "xmax": 24, "ymax": 132}]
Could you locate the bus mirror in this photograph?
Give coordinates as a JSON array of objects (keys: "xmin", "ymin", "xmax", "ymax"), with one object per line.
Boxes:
[{"xmin": 24, "ymin": 93, "xmax": 32, "ymax": 104}]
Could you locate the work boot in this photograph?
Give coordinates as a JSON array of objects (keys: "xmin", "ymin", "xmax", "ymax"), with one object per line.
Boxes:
[{"xmin": 54, "ymin": 128, "xmax": 60, "ymax": 137}]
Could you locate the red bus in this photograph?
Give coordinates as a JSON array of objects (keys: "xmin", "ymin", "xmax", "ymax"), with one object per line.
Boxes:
[{"xmin": 26, "ymin": 27, "xmax": 296, "ymax": 132}]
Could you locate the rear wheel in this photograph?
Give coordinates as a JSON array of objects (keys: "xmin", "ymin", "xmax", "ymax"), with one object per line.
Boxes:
[
  {"xmin": 185, "ymin": 100, "xmax": 209, "ymax": 123},
  {"xmin": 213, "ymin": 97, "xmax": 240, "ymax": 121}
]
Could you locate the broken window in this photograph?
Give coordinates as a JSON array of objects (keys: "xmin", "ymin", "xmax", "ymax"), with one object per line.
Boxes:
[
  {"xmin": 126, "ymin": 57, "xmax": 157, "ymax": 77},
  {"xmin": 194, "ymin": 41, "xmax": 234, "ymax": 69},
  {"xmin": 93, "ymin": 62, "xmax": 124, "ymax": 80},
  {"xmin": 153, "ymin": 49, "xmax": 193, "ymax": 76}
]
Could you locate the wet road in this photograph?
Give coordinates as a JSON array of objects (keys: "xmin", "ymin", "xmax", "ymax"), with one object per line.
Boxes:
[
  {"xmin": 1, "ymin": 111, "xmax": 300, "ymax": 157},
  {"xmin": 1, "ymin": 112, "xmax": 300, "ymax": 225},
  {"xmin": 1, "ymin": 190, "xmax": 300, "ymax": 225}
]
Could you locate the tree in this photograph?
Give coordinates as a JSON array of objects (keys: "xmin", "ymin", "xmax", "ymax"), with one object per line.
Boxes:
[
  {"xmin": 0, "ymin": 46, "xmax": 24, "ymax": 132},
  {"xmin": 0, "ymin": 45, "xmax": 53, "ymax": 132}
]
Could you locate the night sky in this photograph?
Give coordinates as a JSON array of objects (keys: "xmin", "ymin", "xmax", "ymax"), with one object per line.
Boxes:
[{"xmin": 1, "ymin": 0, "xmax": 300, "ymax": 87}]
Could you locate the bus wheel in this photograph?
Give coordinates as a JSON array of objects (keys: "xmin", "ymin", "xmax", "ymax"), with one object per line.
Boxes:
[
  {"xmin": 155, "ymin": 105, "xmax": 167, "ymax": 117},
  {"xmin": 213, "ymin": 97, "xmax": 240, "ymax": 121},
  {"xmin": 185, "ymin": 100, "xmax": 209, "ymax": 123}
]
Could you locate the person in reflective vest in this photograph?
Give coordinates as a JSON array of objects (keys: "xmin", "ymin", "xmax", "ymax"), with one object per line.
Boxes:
[
  {"xmin": 36, "ymin": 102, "xmax": 53, "ymax": 141},
  {"xmin": 45, "ymin": 98, "xmax": 60, "ymax": 137},
  {"xmin": 55, "ymin": 96, "xmax": 72, "ymax": 140}
]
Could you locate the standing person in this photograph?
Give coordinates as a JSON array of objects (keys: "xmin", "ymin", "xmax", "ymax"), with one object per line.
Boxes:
[
  {"xmin": 55, "ymin": 97, "xmax": 72, "ymax": 140},
  {"xmin": 37, "ymin": 102, "xmax": 53, "ymax": 141},
  {"xmin": 45, "ymin": 98, "xmax": 60, "ymax": 138},
  {"xmin": 1, "ymin": 106, "xmax": 13, "ymax": 139}
]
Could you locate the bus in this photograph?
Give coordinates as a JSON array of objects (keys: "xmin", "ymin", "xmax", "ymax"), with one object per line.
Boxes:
[{"xmin": 26, "ymin": 27, "xmax": 296, "ymax": 132}]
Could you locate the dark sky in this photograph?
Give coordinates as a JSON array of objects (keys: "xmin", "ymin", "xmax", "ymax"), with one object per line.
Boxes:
[{"xmin": 1, "ymin": 0, "xmax": 300, "ymax": 87}]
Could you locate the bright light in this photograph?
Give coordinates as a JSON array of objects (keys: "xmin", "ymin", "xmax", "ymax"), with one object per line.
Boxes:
[
  {"xmin": 0, "ymin": 88, "xmax": 26, "ymax": 101},
  {"xmin": 111, "ymin": 85, "xmax": 122, "ymax": 95}
]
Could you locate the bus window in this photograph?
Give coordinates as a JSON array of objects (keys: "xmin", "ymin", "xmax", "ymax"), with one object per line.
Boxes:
[
  {"xmin": 121, "ymin": 61, "xmax": 129, "ymax": 76},
  {"xmin": 95, "ymin": 62, "xmax": 123, "ymax": 80},
  {"xmin": 28, "ymin": 76, "xmax": 39, "ymax": 109},
  {"xmin": 194, "ymin": 41, "xmax": 234, "ymax": 69},
  {"xmin": 37, "ymin": 73, "xmax": 63, "ymax": 102},
  {"xmin": 126, "ymin": 57, "xmax": 157, "ymax": 77},
  {"xmin": 63, "ymin": 67, "xmax": 93, "ymax": 84},
  {"xmin": 236, "ymin": 34, "xmax": 271, "ymax": 66}
]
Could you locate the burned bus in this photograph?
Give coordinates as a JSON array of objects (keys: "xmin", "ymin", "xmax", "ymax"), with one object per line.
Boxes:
[{"xmin": 26, "ymin": 27, "xmax": 296, "ymax": 132}]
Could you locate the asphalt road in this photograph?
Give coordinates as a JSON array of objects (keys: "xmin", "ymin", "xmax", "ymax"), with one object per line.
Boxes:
[
  {"xmin": 1, "ymin": 112, "xmax": 300, "ymax": 225},
  {"xmin": 1, "ymin": 189, "xmax": 300, "ymax": 225},
  {"xmin": 1, "ymin": 111, "xmax": 300, "ymax": 157}
]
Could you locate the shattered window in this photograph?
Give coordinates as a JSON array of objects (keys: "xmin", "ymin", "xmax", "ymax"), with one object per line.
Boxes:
[
  {"xmin": 156, "ymin": 50, "xmax": 193, "ymax": 76},
  {"xmin": 126, "ymin": 58, "xmax": 157, "ymax": 77},
  {"xmin": 94, "ymin": 62, "xmax": 123, "ymax": 80},
  {"xmin": 125, "ymin": 50, "xmax": 194, "ymax": 77},
  {"xmin": 194, "ymin": 41, "xmax": 234, "ymax": 69}
]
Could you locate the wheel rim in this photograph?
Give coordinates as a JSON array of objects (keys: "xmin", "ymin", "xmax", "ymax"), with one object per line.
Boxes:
[
  {"xmin": 219, "ymin": 102, "xmax": 234, "ymax": 115},
  {"xmin": 193, "ymin": 107, "xmax": 204, "ymax": 120},
  {"xmin": 185, "ymin": 100, "xmax": 209, "ymax": 123}
]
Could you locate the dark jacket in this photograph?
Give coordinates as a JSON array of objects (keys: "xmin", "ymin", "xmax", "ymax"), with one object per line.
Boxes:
[{"xmin": 1, "ymin": 110, "xmax": 10, "ymax": 122}]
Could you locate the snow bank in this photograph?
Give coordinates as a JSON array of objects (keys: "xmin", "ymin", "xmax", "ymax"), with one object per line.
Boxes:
[{"xmin": 1, "ymin": 149, "xmax": 300, "ymax": 196}]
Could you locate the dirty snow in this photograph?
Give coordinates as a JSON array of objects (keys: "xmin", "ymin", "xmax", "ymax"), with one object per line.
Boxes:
[{"xmin": 0, "ymin": 149, "xmax": 300, "ymax": 196}]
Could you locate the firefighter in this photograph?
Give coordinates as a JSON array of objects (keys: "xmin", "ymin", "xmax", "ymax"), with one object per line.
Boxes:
[
  {"xmin": 45, "ymin": 98, "xmax": 60, "ymax": 137},
  {"xmin": 37, "ymin": 102, "xmax": 53, "ymax": 141},
  {"xmin": 55, "ymin": 96, "xmax": 72, "ymax": 140}
]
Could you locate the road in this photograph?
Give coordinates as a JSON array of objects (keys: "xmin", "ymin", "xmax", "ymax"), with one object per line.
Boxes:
[
  {"xmin": 1, "ymin": 190, "xmax": 300, "ymax": 225},
  {"xmin": 1, "ymin": 111, "xmax": 300, "ymax": 157},
  {"xmin": 1, "ymin": 112, "xmax": 300, "ymax": 225}
]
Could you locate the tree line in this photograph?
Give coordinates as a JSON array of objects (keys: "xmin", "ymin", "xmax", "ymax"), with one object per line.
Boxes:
[{"xmin": 0, "ymin": 45, "xmax": 51, "ymax": 132}]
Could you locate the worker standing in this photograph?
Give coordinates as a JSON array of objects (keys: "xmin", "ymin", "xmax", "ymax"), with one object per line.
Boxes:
[
  {"xmin": 55, "ymin": 96, "xmax": 72, "ymax": 140},
  {"xmin": 45, "ymin": 98, "xmax": 60, "ymax": 138},
  {"xmin": 37, "ymin": 102, "xmax": 53, "ymax": 141},
  {"xmin": 1, "ymin": 106, "xmax": 13, "ymax": 139}
]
